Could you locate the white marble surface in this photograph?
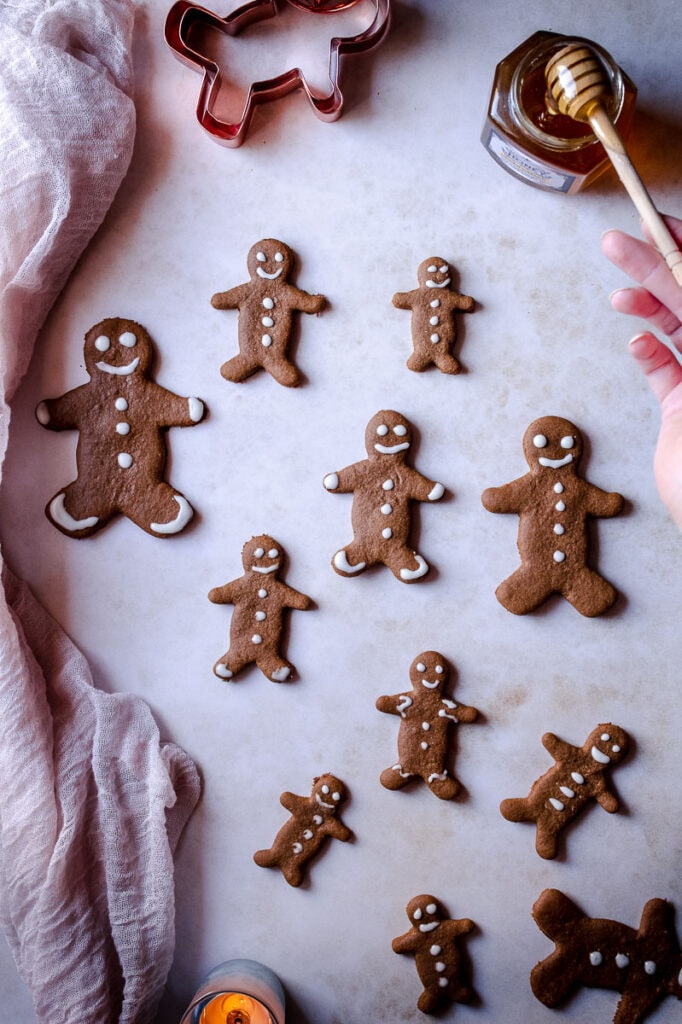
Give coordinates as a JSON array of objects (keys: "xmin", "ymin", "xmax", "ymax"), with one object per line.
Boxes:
[{"xmin": 2, "ymin": 1, "xmax": 682, "ymax": 1021}]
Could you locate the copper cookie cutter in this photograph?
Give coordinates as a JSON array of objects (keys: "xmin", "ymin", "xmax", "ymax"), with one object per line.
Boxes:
[{"xmin": 164, "ymin": 0, "xmax": 392, "ymax": 147}]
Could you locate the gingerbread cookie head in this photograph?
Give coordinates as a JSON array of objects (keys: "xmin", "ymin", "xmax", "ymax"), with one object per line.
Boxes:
[
  {"xmin": 405, "ymin": 893, "xmax": 448, "ymax": 931},
  {"xmin": 312, "ymin": 773, "xmax": 347, "ymax": 814},
  {"xmin": 246, "ymin": 238, "xmax": 294, "ymax": 283},
  {"xmin": 522, "ymin": 416, "xmax": 583, "ymax": 476},
  {"xmin": 585, "ymin": 724, "xmax": 628, "ymax": 767},
  {"xmin": 409, "ymin": 651, "xmax": 448, "ymax": 695},
  {"xmin": 417, "ymin": 258, "xmax": 451, "ymax": 290},
  {"xmin": 83, "ymin": 317, "xmax": 153, "ymax": 379},
  {"xmin": 364, "ymin": 410, "xmax": 413, "ymax": 462},
  {"xmin": 241, "ymin": 534, "xmax": 284, "ymax": 578}
]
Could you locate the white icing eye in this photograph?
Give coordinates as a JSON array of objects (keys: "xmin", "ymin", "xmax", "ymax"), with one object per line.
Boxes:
[
  {"xmin": 275, "ymin": 252, "xmax": 284, "ymax": 263},
  {"xmin": 268, "ymin": 548, "xmax": 279, "ymax": 559},
  {"xmin": 589, "ymin": 951, "xmax": 603, "ymax": 966},
  {"xmin": 413, "ymin": 908, "xmax": 423, "ymax": 920},
  {"xmin": 561, "ymin": 435, "xmax": 574, "ymax": 449},
  {"xmin": 321, "ymin": 785, "xmax": 330, "ymax": 794},
  {"xmin": 376, "ymin": 424, "xmax": 389, "ymax": 436},
  {"xmin": 644, "ymin": 961, "xmax": 657, "ymax": 975},
  {"xmin": 394, "ymin": 424, "xmax": 407, "ymax": 436},
  {"xmin": 601, "ymin": 733, "xmax": 610, "ymax": 742},
  {"xmin": 612, "ymin": 744, "xmax": 621, "ymax": 753},
  {"xmin": 426, "ymin": 904, "xmax": 437, "ymax": 915},
  {"xmin": 256, "ymin": 251, "xmax": 266, "ymax": 261},
  {"xmin": 119, "ymin": 331, "xmax": 137, "ymax": 348},
  {"xmin": 416, "ymin": 663, "xmax": 426, "ymax": 672},
  {"xmin": 254, "ymin": 547, "xmax": 265, "ymax": 558},
  {"xmin": 332, "ymin": 791, "xmax": 340, "ymax": 801},
  {"xmin": 533, "ymin": 434, "xmax": 548, "ymax": 448},
  {"xmin": 439, "ymin": 265, "xmax": 448, "ymax": 273},
  {"xmin": 435, "ymin": 665, "xmax": 444, "ymax": 674},
  {"xmin": 95, "ymin": 335, "xmax": 110, "ymax": 352},
  {"xmin": 615, "ymin": 953, "xmax": 630, "ymax": 968},
  {"xmin": 427, "ymin": 265, "xmax": 437, "ymax": 273}
]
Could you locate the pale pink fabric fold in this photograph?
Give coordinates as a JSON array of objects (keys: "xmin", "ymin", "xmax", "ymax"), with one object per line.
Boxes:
[{"xmin": 0, "ymin": 2, "xmax": 201, "ymax": 1021}]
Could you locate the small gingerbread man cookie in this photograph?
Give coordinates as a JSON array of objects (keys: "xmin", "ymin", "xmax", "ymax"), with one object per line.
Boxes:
[
  {"xmin": 35, "ymin": 317, "xmax": 205, "ymax": 538},
  {"xmin": 211, "ymin": 238, "xmax": 326, "ymax": 387},
  {"xmin": 500, "ymin": 724, "xmax": 629, "ymax": 859},
  {"xmin": 531, "ymin": 888, "xmax": 682, "ymax": 1024},
  {"xmin": 376, "ymin": 651, "xmax": 479, "ymax": 800},
  {"xmin": 208, "ymin": 535, "xmax": 313, "ymax": 683},
  {"xmin": 392, "ymin": 894, "xmax": 475, "ymax": 1014},
  {"xmin": 481, "ymin": 415, "xmax": 624, "ymax": 616},
  {"xmin": 253, "ymin": 774, "xmax": 352, "ymax": 887},
  {"xmin": 392, "ymin": 257, "xmax": 475, "ymax": 374},
  {"xmin": 323, "ymin": 410, "xmax": 445, "ymax": 583}
]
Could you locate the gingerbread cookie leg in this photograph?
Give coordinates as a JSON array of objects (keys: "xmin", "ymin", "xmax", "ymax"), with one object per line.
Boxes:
[
  {"xmin": 220, "ymin": 351, "xmax": 262, "ymax": 384},
  {"xmin": 563, "ymin": 566, "xmax": 618, "ymax": 617},
  {"xmin": 495, "ymin": 565, "xmax": 555, "ymax": 615},
  {"xmin": 46, "ymin": 483, "xmax": 108, "ymax": 538},
  {"xmin": 383, "ymin": 544, "xmax": 430, "ymax": 583},
  {"xmin": 331, "ymin": 542, "xmax": 370, "ymax": 577}
]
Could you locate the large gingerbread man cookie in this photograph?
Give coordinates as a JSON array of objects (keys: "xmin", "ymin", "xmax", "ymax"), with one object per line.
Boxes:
[
  {"xmin": 392, "ymin": 894, "xmax": 475, "ymax": 1014},
  {"xmin": 531, "ymin": 888, "xmax": 682, "ymax": 1024},
  {"xmin": 35, "ymin": 317, "xmax": 206, "ymax": 538},
  {"xmin": 253, "ymin": 774, "xmax": 352, "ymax": 887},
  {"xmin": 208, "ymin": 535, "xmax": 313, "ymax": 683},
  {"xmin": 392, "ymin": 257, "xmax": 476, "ymax": 374},
  {"xmin": 376, "ymin": 651, "xmax": 479, "ymax": 800},
  {"xmin": 481, "ymin": 415, "xmax": 624, "ymax": 616},
  {"xmin": 211, "ymin": 238, "xmax": 326, "ymax": 387},
  {"xmin": 323, "ymin": 410, "xmax": 445, "ymax": 583},
  {"xmin": 500, "ymin": 724, "xmax": 629, "ymax": 859}
]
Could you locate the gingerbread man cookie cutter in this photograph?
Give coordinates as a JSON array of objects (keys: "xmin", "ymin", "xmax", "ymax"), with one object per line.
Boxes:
[{"xmin": 164, "ymin": 0, "xmax": 392, "ymax": 147}]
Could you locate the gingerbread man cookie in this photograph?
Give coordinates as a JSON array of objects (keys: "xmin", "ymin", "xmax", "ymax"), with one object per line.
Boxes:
[
  {"xmin": 211, "ymin": 238, "xmax": 326, "ymax": 387},
  {"xmin": 35, "ymin": 317, "xmax": 205, "ymax": 538},
  {"xmin": 323, "ymin": 410, "xmax": 445, "ymax": 583},
  {"xmin": 208, "ymin": 535, "xmax": 313, "ymax": 683},
  {"xmin": 392, "ymin": 257, "xmax": 476, "ymax": 373},
  {"xmin": 376, "ymin": 651, "xmax": 479, "ymax": 800},
  {"xmin": 253, "ymin": 774, "xmax": 352, "ymax": 887},
  {"xmin": 500, "ymin": 724, "xmax": 629, "ymax": 859},
  {"xmin": 392, "ymin": 894, "xmax": 475, "ymax": 1014},
  {"xmin": 531, "ymin": 888, "xmax": 682, "ymax": 1024},
  {"xmin": 481, "ymin": 415, "xmax": 624, "ymax": 616}
]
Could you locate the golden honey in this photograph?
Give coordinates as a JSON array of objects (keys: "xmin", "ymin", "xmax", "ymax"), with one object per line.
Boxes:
[{"xmin": 482, "ymin": 31, "xmax": 636, "ymax": 194}]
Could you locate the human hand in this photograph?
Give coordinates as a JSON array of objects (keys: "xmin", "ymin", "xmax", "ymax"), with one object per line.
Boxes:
[{"xmin": 601, "ymin": 215, "xmax": 682, "ymax": 529}]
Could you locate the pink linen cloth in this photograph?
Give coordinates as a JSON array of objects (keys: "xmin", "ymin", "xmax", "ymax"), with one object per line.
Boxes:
[{"xmin": 0, "ymin": 1, "xmax": 201, "ymax": 1021}]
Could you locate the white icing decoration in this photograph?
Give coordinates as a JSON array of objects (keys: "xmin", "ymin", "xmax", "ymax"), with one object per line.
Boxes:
[
  {"xmin": 36, "ymin": 402, "xmax": 50, "ymax": 425},
  {"xmin": 430, "ymin": 299, "xmax": 440, "ymax": 308},
  {"xmin": 116, "ymin": 422, "xmax": 130, "ymax": 435},
  {"xmin": 275, "ymin": 253, "xmax": 284, "ymax": 262},
  {"xmin": 254, "ymin": 548, "xmax": 265, "ymax": 558},
  {"xmin": 374, "ymin": 442, "xmax": 410, "ymax": 454},
  {"xmin": 253, "ymin": 562, "xmax": 278, "ymax": 575},
  {"xmin": 589, "ymin": 951, "xmax": 603, "ymax": 966},
  {"xmin": 115, "ymin": 397, "xmax": 128, "ymax": 411},
  {"xmin": 255, "ymin": 611, "xmax": 266, "ymax": 621},
  {"xmin": 271, "ymin": 667, "xmax": 290, "ymax": 682},
  {"xmin": 553, "ymin": 551, "xmax": 566, "ymax": 563},
  {"xmin": 428, "ymin": 771, "xmax": 447, "ymax": 783},
  {"xmin": 118, "ymin": 453, "xmax": 133, "ymax": 469},
  {"xmin": 188, "ymin": 397, "xmax": 204, "ymax": 422},
  {"xmin": 262, "ymin": 297, "xmax": 274, "ymax": 309},
  {"xmin": 571, "ymin": 772, "xmax": 585, "ymax": 784},
  {"xmin": 427, "ymin": 265, "xmax": 437, "ymax": 273},
  {"xmin": 313, "ymin": 815, "xmax": 323, "ymax": 825},
  {"xmin": 215, "ymin": 663, "xmax": 232, "ymax": 679},
  {"xmin": 400, "ymin": 555, "xmax": 428, "ymax": 581},
  {"xmin": 268, "ymin": 548, "xmax": 279, "ymax": 558},
  {"xmin": 420, "ymin": 741, "xmax": 428, "ymax": 750},
  {"xmin": 428, "ymin": 482, "xmax": 444, "ymax": 500},
  {"xmin": 397, "ymin": 695, "xmax": 412, "ymax": 715},
  {"xmin": 416, "ymin": 663, "xmax": 426, "ymax": 672},
  {"xmin": 430, "ymin": 945, "xmax": 441, "ymax": 955},
  {"xmin": 377, "ymin": 424, "xmax": 389, "ymax": 436},
  {"xmin": 251, "ymin": 634, "xmax": 263, "ymax": 644},
  {"xmin": 644, "ymin": 961, "xmax": 656, "ymax": 975},
  {"xmin": 549, "ymin": 797, "xmax": 565, "ymax": 811},
  {"xmin": 612, "ymin": 744, "xmax": 621, "ymax": 753},
  {"xmin": 303, "ymin": 830, "xmax": 313, "ymax": 840},
  {"xmin": 539, "ymin": 453, "xmax": 573, "ymax": 468},
  {"xmin": 615, "ymin": 953, "xmax": 630, "ymax": 968},
  {"xmin": 381, "ymin": 503, "xmax": 393, "ymax": 514},
  {"xmin": 150, "ymin": 495, "xmax": 193, "ymax": 534},
  {"xmin": 257, "ymin": 267, "xmax": 283, "ymax": 280},
  {"xmin": 49, "ymin": 493, "xmax": 98, "ymax": 532},
  {"xmin": 554, "ymin": 482, "xmax": 564, "ymax": 493},
  {"xmin": 382, "ymin": 528, "xmax": 392, "ymax": 539},
  {"xmin": 438, "ymin": 978, "xmax": 448, "ymax": 988},
  {"xmin": 426, "ymin": 279, "xmax": 450, "ymax": 289},
  {"xmin": 591, "ymin": 746, "xmax": 611, "ymax": 764},
  {"xmin": 261, "ymin": 316, "xmax": 274, "ymax": 328},
  {"xmin": 435, "ymin": 962, "xmax": 446, "ymax": 973},
  {"xmin": 422, "ymin": 722, "xmax": 430, "ymax": 730},
  {"xmin": 554, "ymin": 524, "xmax": 565, "ymax": 535},
  {"xmin": 382, "ymin": 479, "xmax": 394, "ymax": 490},
  {"xmin": 429, "ymin": 316, "xmax": 439, "ymax": 325},
  {"xmin": 559, "ymin": 786, "xmax": 575, "ymax": 798},
  {"xmin": 394, "ymin": 425, "xmax": 407, "ymax": 437},
  {"xmin": 333, "ymin": 549, "xmax": 366, "ymax": 573},
  {"xmin": 119, "ymin": 331, "xmax": 137, "ymax": 348},
  {"xmin": 561, "ymin": 435, "xmax": 574, "ymax": 449},
  {"xmin": 96, "ymin": 357, "xmax": 140, "ymax": 375},
  {"xmin": 324, "ymin": 473, "xmax": 339, "ymax": 490},
  {"xmin": 601, "ymin": 733, "xmax": 611, "ymax": 741},
  {"xmin": 533, "ymin": 434, "xmax": 548, "ymax": 448},
  {"xmin": 258, "ymin": 589, "xmax": 267, "ymax": 598},
  {"xmin": 95, "ymin": 335, "xmax": 110, "ymax": 352},
  {"xmin": 261, "ymin": 334, "xmax": 272, "ymax": 347},
  {"xmin": 413, "ymin": 909, "xmax": 423, "ymax": 920},
  {"xmin": 292, "ymin": 842, "xmax": 303, "ymax": 854},
  {"xmin": 555, "ymin": 500, "xmax": 566, "ymax": 511},
  {"xmin": 430, "ymin": 333, "xmax": 440, "ymax": 343},
  {"xmin": 419, "ymin": 922, "xmax": 439, "ymax": 933}
]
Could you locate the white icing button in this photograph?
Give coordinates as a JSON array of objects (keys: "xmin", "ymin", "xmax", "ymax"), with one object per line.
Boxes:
[
  {"xmin": 117, "ymin": 453, "xmax": 133, "ymax": 469},
  {"xmin": 292, "ymin": 842, "xmax": 303, "ymax": 854},
  {"xmin": 553, "ymin": 523, "xmax": 565, "ymax": 535},
  {"xmin": 589, "ymin": 951, "xmax": 603, "ymax": 967},
  {"xmin": 644, "ymin": 961, "xmax": 656, "ymax": 975},
  {"xmin": 255, "ymin": 611, "xmax": 266, "ymax": 621},
  {"xmin": 116, "ymin": 422, "xmax": 130, "ymax": 435},
  {"xmin": 549, "ymin": 797, "xmax": 565, "ymax": 811},
  {"xmin": 435, "ymin": 962, "xmax": 446, "ymax": 972},
  {"xmin": 115, "ymin": 397, "xmax": 128, "ymax": 411},
  {"xmin": 615, "ymin": 953, "xmax": 630, "ymax": 969},
  {"xmin": 313, "ymin": 815, "xmax": 323, "ymax": 825},
  {"xmin": 262, "ymin": 297, "xmax": 274, "ymax": 309},
  {"xmin": 438, "ymin": 978, "xmax": 448, "ymax": 988},
  {"xmin": 382, "ymin": 479, "xmax": 394, "ymax": 490},
  {"xmin": 303, "ymin": 829, "xmax": 313, "ymax": 840},
  {"xmin": 382, "ymin": 528, "xmax": 392, "ymax": 539},
  {"xmin": 571, "ymin": 772, "xmax": 585, "ymax": 784},
  {"xmin": 430, "ymin": 333, "xmax": 440, "ymax": 343},
  {"xmin": 420, "ymin": 741, "xmax": 428, "ymax": 750},
  {"xmin": 555, "ymin": 500, "xmax": 566, "ymax": 511},
  {"xmin": 430, "ymin": 945, "xmax": 442, "ymax": 955},
  {"xmin": 381, "ymin": 503, "xmax": 392, "ymax": 514},
  {"xmin": 422, "ymin": 722, "xmax": 430, "ymax": 730},
  {"xmin": 261, "ymin": 334, "xmax": 272, "ymax": 347},
  {"xmin": 251, "ymin": 634, "xmax": 263, "ymax": 644},
  {"xmin": 258, "ymin": 588, "xmax": 268, "ymax": 598},
  {"xmin": 261, "ymin": 316, "xmax": 274, "ymax": 328},
  {"xmin": 554, "ymin": 482, "xmax": 564, "ymax": 493},
  {"xmin": 553, "ymin": 550, "xmax": 566, "ymax": 563},
  {"xmin": 559, "ymin": 786, "xmax": 575, "ymax": 798},
  {"xmin": 429, "ymin": 316, "xmax": 439, "ymax": 325},
  {"xmin": 430, "ymin": 299, "xmax": 440, "ymax": 308}
]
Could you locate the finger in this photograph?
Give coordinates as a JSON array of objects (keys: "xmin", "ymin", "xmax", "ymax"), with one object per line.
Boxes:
[
  {"xmin": 609, "ymin": 286, "xmax": 682, "ymax": 344},
  {"xmin": 601, "ymin": 229, "xmax": 682, "ymax": 319},
  {"xmin": 628, "ymin": 332, "xmax": 682, "ymax": 406}
]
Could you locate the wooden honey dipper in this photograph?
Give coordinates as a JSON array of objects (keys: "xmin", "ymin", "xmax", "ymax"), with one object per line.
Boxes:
[{"xmin": 546, "ymin": 43, "xmax": 682, "ymax": 285}]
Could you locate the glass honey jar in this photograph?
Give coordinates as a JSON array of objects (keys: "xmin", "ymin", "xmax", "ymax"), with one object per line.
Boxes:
[{"xmin": 481, "ymin": 31, "xmax": 637, "ymax": 194}]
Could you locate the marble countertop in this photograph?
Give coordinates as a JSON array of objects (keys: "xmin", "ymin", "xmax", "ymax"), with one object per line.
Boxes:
[{"xmin": 2, "ymin": 1, "xmax": 682, "ymax": 1020}]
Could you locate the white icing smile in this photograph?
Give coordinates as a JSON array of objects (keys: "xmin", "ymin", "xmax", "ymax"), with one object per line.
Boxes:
[
  {"xmin": 315, "ymin": 794, "xmax": 335, "ymax": 810},
  {"xmin": 539, "ymin": 453, "xmax": 573, "ymax": 469},
  {"xmin": 253, "ymin": 563, "xmax": 279, "ymax": 574},
  {"xmin": 257, "ymin": 267, "xmax": 283, "ymax": 280},
  {"xmin": 374, "ymin": 441, "xmax": 410, "ymax": 454},
  {"xmin": 425, "ymin": 278, "xmax": 451, "ymax": 289},
  {"xmin": 422, "ymin": 678, "xmax": 439, "ymax": 689},
  {"xmin": 419, "ymin": 922, "xmax": 439, "ymax": 933},
  {"xmin": 591, "ymin": 746, "xmax": 611, "ymax": 764},
  {"xmin": 96, "ymin": 357, "xmax": 140, "ymax": 375}
]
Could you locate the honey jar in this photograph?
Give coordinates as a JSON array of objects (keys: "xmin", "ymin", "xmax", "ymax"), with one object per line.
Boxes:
[{"xmin": 481, "ymin": 31, "xmax": 637, "ymax": 194}]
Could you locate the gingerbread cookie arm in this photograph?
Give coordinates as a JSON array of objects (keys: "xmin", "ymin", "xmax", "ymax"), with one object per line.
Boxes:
[
  {"xmin": 401, "ymin": 465, "xmax": 445, "ymax": 503},
  {"xmin": 592, "ymin": 775, "xmax": 620, "ymax": 813},
  {"xmin": 391, "ymin": 288, "xmax": 418, "ymax": 311},
  {"xmin": 481, "ymin": 474, "xmax": 531, "ymax": 514},
  {"xmin": 392, "ymin": 929, "xmax": 421, "ymax": 956},
  {"xmin": 323, "ymin": 817, "xmax": 352, "ymax": 843},
  {"xmin": 277, "ymin": 582, "xmax": 313, "ymax": 611},
  {"xmin": 208, "ymin": 579, "xmax": 240, "ymax": 605},
  {"xmin": 583, "ymin": 480, "xmax": 625, "ymax": 518},
  {"xmin": 279, "ymin": 791, "xmax": 308, "ymax": 814},
  {"xmin": 442, "ymin": 699, "xmax": 478, "ymax": 724},
  {"xmin": 376, "ymin": 693, "xmax": 411, "ymax": 717},
  {"xmin": 210, "ymin": 282, "xmax": 252, "ymax": 310},
  {"xmin": 323, "ymin": 461, "xmax": 365, "ymax": 495},
  {"xmin": 145, "ymin": 381, "xmax": 205, "ymax": 429},
  {"xmin": 541, "ymin": 733, "xmax": 576, "ymax": 761},
  {"xmin": 284, "ymin": 282, "xmax": 326, "ymax": 315},
  {"xmin": 36, "ymin": 384, "xmax": 89, "ymax": 431}
]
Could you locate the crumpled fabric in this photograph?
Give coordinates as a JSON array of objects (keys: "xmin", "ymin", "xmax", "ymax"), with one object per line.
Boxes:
[{"xmin": 0, "ymin": 1, "xmax": 201, "ymax": 1021}]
